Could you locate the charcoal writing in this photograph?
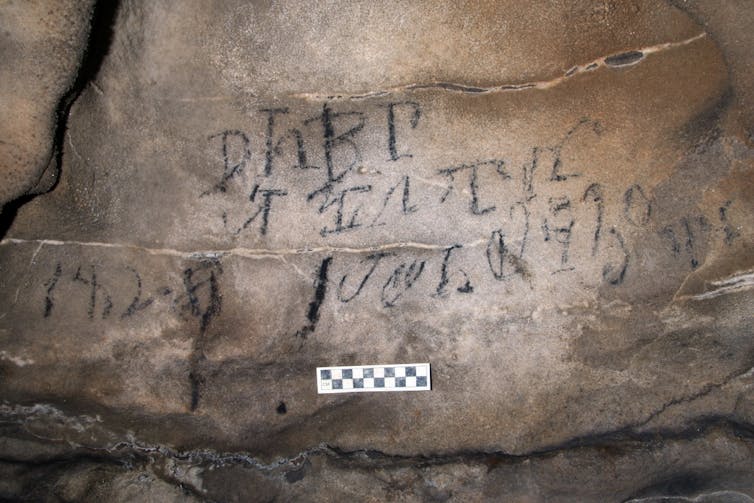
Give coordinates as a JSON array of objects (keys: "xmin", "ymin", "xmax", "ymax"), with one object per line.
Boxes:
[
  {"xmin": 381, "ymin": 259, "xmax": 425, "ymax": 307},
  {"xmin": 435, "ymin": 245, "xmax": 473, "ymax": 297},
  {"xmin": 73, "ymin": 265, "xmax": 113, "ymax": 319},
  {"xmin": 33, "ymin": 100, "xmax": 736, "ymax": 326},
  {"xmin": 383, "ymin": 101, "xmax": 421, "ymax": 161}
]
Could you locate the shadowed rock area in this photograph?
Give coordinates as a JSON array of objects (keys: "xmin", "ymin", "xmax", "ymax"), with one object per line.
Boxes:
[{"xmin": 0, "ymin": 1, "xmax": 752, "ymax": 501}]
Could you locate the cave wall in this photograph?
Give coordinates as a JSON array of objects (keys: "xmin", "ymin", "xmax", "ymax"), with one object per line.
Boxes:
[{"xmin": 0, "ymin": 1, "xmax": 753, "ymax": 501}]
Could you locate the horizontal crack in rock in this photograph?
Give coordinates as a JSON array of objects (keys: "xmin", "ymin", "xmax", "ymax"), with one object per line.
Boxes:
[
  {"xmin": 0, "ymin": 237, "xmax": 488, "ymax": 259},
  {"xmin": 291, "ymin": 33, "xmax": 706, "ymax": 100}
]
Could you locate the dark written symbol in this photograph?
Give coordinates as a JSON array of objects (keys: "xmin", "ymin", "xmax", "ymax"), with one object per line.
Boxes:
[
  {"xmin": 39, "ymin": 189, "xmax": 740, "ymax": 332},
  {"xmin": 306, "ymin": 101, "xmax": 419, "ymax": 236},
  {"xmin": 294, "ymin": 256, "xmax": 332, "ymax": 339},
  {"xmin": 317, "ymin": 184, "xmax": 372, "ymax": 237},
  {"xmin": 44, "ymin": 263, "xmax": 114, "ymax": 320},
  {"xmin": 173, "ymin": 260, "xmax": 223, "ymax": 412},
  {"xmin": 205, "ymin": 100, "xmax": 424, "ymax": 238},
  {"xmin": 337, "ymin": 252, "xmax": 394, "ymax": 303},
  {"xmin": 601, "ymin": 227, "xmax": 629, "ymax": 285},
  {"xmin": 381, "ymin": 259, "xmax": 426, "ymax": 307},
  {"xmin": 541, "ymin": 196, "xmax": 575, "ymax": 268},
  {"xmin": 661, "ymin": 215, "xmax": 711, "ymax": 270},
  {"xmin": 583, "ymin": 183, "xmax": 604, "ymax": 257},
  {"xmin": 38, "ymin": 106, "xmax": 743, "ymax": 328},
  {"xmin": 121, "ymin": 267, "xmax": 154, "ymax": 318},
  {"xmin": 549, "ymin": 117, "xmax": 603, "ymax": 182},
  {"xmin": 226, "ymin": 184, "xmax": 288, "ymax": 236},
  {"xmin": 202, "ymin": 130, "xmax": 251, "ymax": 196},
  {"xmin": 519, "ymin": 117, "xmax": 602, "ymax": 198},
  {"xmin": 437, "ymin": 159, "xmax": 510, "ymax": 215},
  {"xmin": 486, "ymin": 230, "xmax": 526, "ymax": 281},
  {"xmin": 369, "ymin": 175, "xmax": 417, "ymax": 228},
  {"xmin": 434, "ymin": 245, "xmax": 473, "ymax": 297},
  {"xmin": 623, "ymin": 184, "xmax": 652, "ymax": 227},
  {"xmin": 382, "ymin": 101, "xmax": 421, "ymax": 161},
  {"xmin": 718, "ymin": 200, "xmax": 740, "ymax": 245},
  {"xmin": 41, "ymin": 261, "xmax": 222, "ymax": 325}
]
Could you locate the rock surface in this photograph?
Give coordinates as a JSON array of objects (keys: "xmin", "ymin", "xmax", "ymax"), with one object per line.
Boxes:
[
  {"xmin": 0, "ymin": 0, "xmax": 96, "ymax": 209},
  {"xmin": 0, "ymin": 1, "xmax": 752, "ymax": 501}
]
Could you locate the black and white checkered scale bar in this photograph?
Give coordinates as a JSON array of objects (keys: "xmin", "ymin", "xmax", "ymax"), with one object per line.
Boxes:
[{"xmin": 317, "ymin": 363, "xmax": 431, "ymax": 393}]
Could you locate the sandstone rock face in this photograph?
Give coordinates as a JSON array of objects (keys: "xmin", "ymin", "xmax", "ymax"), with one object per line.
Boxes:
[{"xmin": 1, "ymin": 1, "xmax": 753, "ymax": 501}]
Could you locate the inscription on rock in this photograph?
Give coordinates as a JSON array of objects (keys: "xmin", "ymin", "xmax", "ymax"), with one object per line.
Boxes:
[{"xmin": 192, "ymin": 98, "xmax": 741, "ymax": 301}]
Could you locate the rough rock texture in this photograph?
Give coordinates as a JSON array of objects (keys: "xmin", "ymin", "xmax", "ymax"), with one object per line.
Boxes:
[
  {"xmin": 0, "ymin": 1, "xmax": 753, "ymax": 501},
  {"xmin": 0, "ymin": 0, "xmax": 96, "ymax": 210}
]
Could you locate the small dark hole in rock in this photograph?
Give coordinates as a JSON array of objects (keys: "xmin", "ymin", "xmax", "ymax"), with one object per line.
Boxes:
[
  {"xmin": 276, "ymin": 401, "xmax": 287, "ymax": 414},
  {"xmin": 605, "ymin": 50, "xmax": 644, "ymax": 67},
  {"xmin": 285, "ymin": 467, "xmax": 306, "ymax": 483}
]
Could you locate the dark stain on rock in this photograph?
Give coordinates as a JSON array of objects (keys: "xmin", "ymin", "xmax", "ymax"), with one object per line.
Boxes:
[
  {"xmin": 681, "ymin": 85, "xmax": 733, "ymax": 155},
  {"xmin": 628, "ymin": 472, "xmax": 710, "ymax": 499},
  {"xmin": 422, "ymin": 485, "xmax": 452, "ymax": 501},
  {"xmin": 571, "ymin": 311, "xmax": 662, "ymax": 371}
]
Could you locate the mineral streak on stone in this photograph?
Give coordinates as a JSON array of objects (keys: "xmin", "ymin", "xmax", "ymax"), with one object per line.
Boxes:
[{"xmin": 0, "ymin": 0, "xmax": 753, "ymax": 501}]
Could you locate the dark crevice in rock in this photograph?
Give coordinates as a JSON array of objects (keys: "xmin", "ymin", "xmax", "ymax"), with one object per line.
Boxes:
[
  {"xmin": 51, "ymin": 0, "xmax": 120, "ymax": 187},
  {"xmin": 409, "ymin": 82, "xmax": 534, "ymax": 93},
  {"xmin": 63, "ymin": 0, "xmax": 120, "ymax": 94},
  {"xmin": 0, "ymin": 456, "xmax": 216, "ymax": 503},
  {"xmin": 412, "ymin": 82, "xmax": 487, "ymax": 93},
  {"xmin": 52, "ymin": 0, "xmax": 121, "ymax": 169},
  {"xmin": 0, "ymin": 193, "xmax": 35, "ymax": 239},
  {"xmin": 631, "ymin": 361, "xmax": 753, "ymax": 430},
  {"xmin": 322, "ymin": 416, "xmax": 754, "ymax": 471},
  {"xmin": 3, "ymin": 416, "xmax": 752, "ymax": 473},
  {"xmin": 0, "ymin": 0, "xmax": 120, "ymax": 240}
]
